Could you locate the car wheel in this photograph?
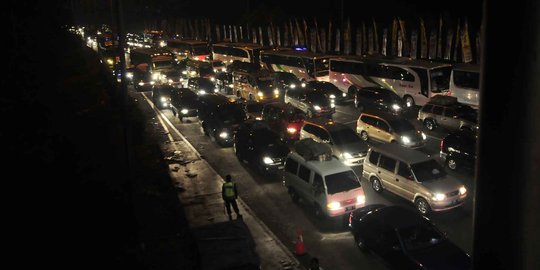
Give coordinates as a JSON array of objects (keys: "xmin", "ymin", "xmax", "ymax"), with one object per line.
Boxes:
[
  {"xmin": 415, "ymin": 197, "xmax": 431, "ymax": 215},
  {"xmin": 360, "ymin": 131, "xmax": 369, "ymax": 141},
  {"xmin": 404, "ymin": 95, "xmax": 415, "ymax": 107},
  {"xmin": 314, "ymin": 204, "xmax": 325, "ymax": 219},
  {"xmin": 424, "ymin": 119, "xmax": 436, "ymax": 131},
  {"xmin": 447, "ymin": 158, "xmax": 458, "ymax": 170},
  {"xmin": 354, "ymin": 235, "xmax": 368, "ymax": 252},
  {"xmin": 288, "ymin": 188, "xmax": 299, "ymax": 203},
  {"xmin": 371, "ymin": 177, "xmax": 383, "ymax": 193}
]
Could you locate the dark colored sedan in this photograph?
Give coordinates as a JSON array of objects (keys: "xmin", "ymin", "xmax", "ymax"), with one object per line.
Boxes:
[
  {"xmin": 306, "ymin": 81, "xmax": 347, "ymax": 104},
  {"xmin": 233, "ymin": 120, "xmax": 290, "ymax": 174},
  {"xmin": 170, "ymin": 88, "xmax": 199, "ymax": 122},
  {"xmin": 349, "ymin": 205, "xmax": 471, "ymax": 270},
  {"xmin": 354, "ymin": 87, "xmax": 406, "ymax": 115},
  {"xmin": 151, "ymin": 85, "xmax": 175, "ymax": 109},
  {"xmin": 440, "ymin": 129, "xmax": 477, "ymax": 172}
]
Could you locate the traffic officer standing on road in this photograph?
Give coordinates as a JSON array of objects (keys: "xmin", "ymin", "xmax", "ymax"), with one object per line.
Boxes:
[{"xmin": 222, "ymin": 174, "xmax": 241, "ymax": 220}]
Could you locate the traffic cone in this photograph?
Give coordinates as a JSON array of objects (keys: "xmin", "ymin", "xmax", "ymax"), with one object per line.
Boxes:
[{"xmin": 295, "ymin": 228, "xmax": 305, "ymax": 256}]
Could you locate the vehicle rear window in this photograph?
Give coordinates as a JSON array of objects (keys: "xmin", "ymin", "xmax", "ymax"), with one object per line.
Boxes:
[
  {"xmin": 360, "ymin": 115, "xmax": 376, "ymax": 126},
  {"xmin": 325, "ymin": 171, "xmax": 361, "ymax": 195},
  {"xmin": 453, "ymin": 70, "xmax": 480, "ymax": 90}
]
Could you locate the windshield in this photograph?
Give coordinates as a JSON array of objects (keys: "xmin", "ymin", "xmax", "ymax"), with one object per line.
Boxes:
[
  {"xmin": 314, "ymin": 58, "xmax": 330, "ymax": 76},
  {"xmin": 430, "ymin": 66, "xmax": 452, "ymax": 93},
  {"xmin": 198, "ymin": 80, "xmax": 215, "ymax": 91},
  {"xmin": 217, "ymin": 105, "xmax": 247, "ymax": 125},
  {"xmin": 306, "ymin": 91, "xmax": 330, "ymax": 106},
  {"xmin": 256, "ymin": 77, "xmax": 274, "ymax": 89},
  {"xmin": 388, "ymin": 119, "xmax": 416, "ymax": 133},
  {"xmin": 330, "ymin": 128, "xmax": 361, "ymax": 146},
  {"xmin": 325, "ymin": 171, "xmax": 361, "ymax": 195},
  {"xmin": 153, "ymin": 60, "xmax": 173, "ymax": 69},
  {"xmin": 410, "ymin": 159, "xmax": 447, "ymax": 182},
  {"xmin": 246, "ymin": 102, "xmax": 264, "ymax": 113},
  {"xmin": 199, "ymin": 66, "xmax": 214, "ymax": 77},
  {"xmin": 398, "ymin": 223, "xmax": 444, "ymax": 251},
  {"xmin": 192, "ymin": 45, "xmax": 210, "ymax": 55}
]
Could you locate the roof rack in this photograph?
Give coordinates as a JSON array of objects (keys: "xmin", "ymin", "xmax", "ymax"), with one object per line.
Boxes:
[{"xmin": 293, "ymin": 138, "xmax": 332, "ymax": 161}]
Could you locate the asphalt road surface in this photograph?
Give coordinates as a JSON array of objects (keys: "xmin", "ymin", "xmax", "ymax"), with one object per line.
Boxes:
[{"xmin": 133, "ymin": 90, "xmax": 474, "ymax": 270}]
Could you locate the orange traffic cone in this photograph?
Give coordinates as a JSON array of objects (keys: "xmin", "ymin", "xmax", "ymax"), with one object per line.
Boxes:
[{"xmin": 295, "ymin": 228, "xmax": 305, "ymax": 255}]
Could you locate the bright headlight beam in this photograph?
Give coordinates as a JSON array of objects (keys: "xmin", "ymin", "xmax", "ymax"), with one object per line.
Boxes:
[{"xmin": 263, "ymin": 157, "xmax": 273, "ymax": 164}]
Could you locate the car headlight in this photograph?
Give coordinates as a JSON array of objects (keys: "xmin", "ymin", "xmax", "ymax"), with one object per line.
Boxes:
[
  {"xmin": 210, "ymin": 77, "xmax": 215, "ymax": 82},
  {"xmin": 301, "ymin": 83, "xmax": 306, "ymax": 88},
  {"xmin": 290, "ymin": 84, "xmax": 296, "ymax": 89},
  {"xmin": 342, "ymin": 92, "xmax": 347, "ymax": 97},
  {"xmin": 459, "ymin": 186, "xmax": 467, "ymax": 195},
  {"xmin": 214, "ymin": 88, "xmax": 219, "ymax": 93},
  {"xmin": 126, "ymin": 72, "xmax": 133, "ymax": 79},
  {"xmin": 356, "ymin": 195, "xmax": 366, "ymax": 204},
  {"xmin": 181, "ymin": 109, "xmax": 188, "ymax": 114},
  {"xmin": 150, "ymin": 81, "xmax": 155, "ymax": 85},
  {"xmin": 152, "ymin": 73, "xmax": 160, "ymax": 80},
  {"xmin": 257, "ymin": 91, "xmax": 264, "ymax": 97},
  {"xmin": 263, "ymin": 157, "xmax": 273, "ymax": 164},
  {"xmin": 432, "ymin": 193, "xmax": 446, "ymax": 201},
  {"xmin": 182, "ymin": 70, "xmax": 187, "ymax": 75},
  {"xmin": 331, "ymin": 103, "xmax": 335, "ymax": 108},
  {"xmin": 160, "ymin": 97, "xmax": 167, "ymax": 102},
  {"xmin": 421, "ymin": 132, "xmax": 427, "ymax": 140},
  {"xmin": 329, "ymin": 94, "xmax": 336, "ymax": 99},
  {"xmin": 327, "ymin": 202, "xmax": 341, "ymax": 210},
  {"xmin": 401, "ymin": 136, "xmax": 411, "ymax": 144},
  {"xmin": 274, "ymin": 89, "xmax": 280, "ymax": 95},
  {"xmin": 138, "ymin": 82, "xmax": 144, "ymax": 86},
  {"xmin": 287, "ymin": 127, "xmax": 297, "ymax": 134},
  {"xmin": 198, "ymin": 90, "xmax": 206, "ymax": 95},
  {"xmin": 314, "ymin": 105, "xmax": 321, "ymax": 111},
  {"xmin": 213, "ymin": 69, "xmax": 218, "ymax": 72},
  {"xmin": 106, "ymin": 59, "xmax": 113, "ymax": 65},
  {"xmin": 228, "ymin": 84, "xmax": 234, "ymax": 88},
  {"xmin": 168, "ymin": 79, "xmax": 173, "ymax": 83},
  {"xmin": 342, "ymin": 152, "xmax": 353, "ymax": 159},
  {"xmin": 392, "ymin": 104, "xmax": 401, "ymax": 111},
  {"xmin": 219, "ymin": 131, "xmax": 229, "ymax": 139}
]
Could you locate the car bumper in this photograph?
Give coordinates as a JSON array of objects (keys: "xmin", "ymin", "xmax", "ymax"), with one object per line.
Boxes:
[
  {"xmin": 261, "ymin": 162, "xmax": 285, "ymax": 173},
  {"xmin": 342, "ymin": 157, "xmax": 365, "ymax": 167},
  {"xmin": 430, "ymin": 194, "xmax": 468, "ymax": 212},
  {"xmin": 327, "ymin": 203, "xmax": 365, "ymax": 217},
  {"xmin": 401, "ymin": 140, "xmax": 426, "ymax": 149}
]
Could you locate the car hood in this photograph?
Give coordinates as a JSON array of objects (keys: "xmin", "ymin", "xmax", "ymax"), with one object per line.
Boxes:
[
  {"xmin": 407, "ymin": 241, "xmax": 471, "ymax": 270},
  {"xmin": 336, "ymin": 141, "xmax": 369, "ymax": 155},
  {"xmin": 261, "ymin": 143, "xmax": 290, "ymax": 158},
  {"xmin": 420, "ymin": 175, "xmax": 463, "ymax": 194}
]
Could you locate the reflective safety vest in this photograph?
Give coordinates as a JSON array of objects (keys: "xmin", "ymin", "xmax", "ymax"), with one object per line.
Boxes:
[{"xmin": 223, "ymin": 182, "xmax": 236, "ymax": 199}]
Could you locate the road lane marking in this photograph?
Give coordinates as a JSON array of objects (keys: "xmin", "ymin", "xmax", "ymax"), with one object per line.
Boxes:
[{"xmin": 140, "ymin": 92, "xmax": 301, "ymax": 266}]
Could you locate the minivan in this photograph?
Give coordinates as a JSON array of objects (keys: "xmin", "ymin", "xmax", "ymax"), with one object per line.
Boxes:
[
  {"xmin": 261, "ymin": 102, "xmax": 306, "ymax": 141},
  {"xmin": 363, "ymin": 143, "xmax": 468, "ymax": 215},
  {"xmin": 283, "ymin": 151, "xmax": 366, "ymax": 218},
  {"xmin": 356, "ymin": 113, "xmax": 427, "ymax": 148}
]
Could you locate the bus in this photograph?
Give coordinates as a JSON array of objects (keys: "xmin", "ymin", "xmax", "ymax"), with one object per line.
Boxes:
[
  {"xmin": 212, "ymin": 43, "xmax": 267, "ymax": 65},
  {"xmin": 165, "ymin": 39, "xmax": 211, "ymax": 61},
  {"xmin": 260, "ymin": 50, "xmax": 330, "ymax": 82},
  {"xmin": 329, "ymin": 56, "xmax": 452, "ymax": 106},
  {"xmin": 449, "ymin": 64, "xmax": 480, "ymax": 108},
  {"xmin": 129, "ymin": 48, "xmax": 181, "ymax": 89}
]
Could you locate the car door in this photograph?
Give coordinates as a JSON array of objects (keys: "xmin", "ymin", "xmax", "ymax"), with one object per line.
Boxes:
[
  {"xmin": 442, "ymin": 107, "xmax": 460, "ymax": 130},
  {"xmin": 432, "ymin": 105, "xmax": 445, "ymax": 127},
  {"xmin": 377, "ymin": 155, "xmax": 398, "ymax": 194},
  {"xmin": 297, "ymin": 164, "xmax": 313, "ymax": 201},
  {"xmin": 374, "ymin": 119, "xmax": 393, "ymax": 142},
  {"xmin": 395, "ymin": 161, "xmax": 417, "ymax": 201}
]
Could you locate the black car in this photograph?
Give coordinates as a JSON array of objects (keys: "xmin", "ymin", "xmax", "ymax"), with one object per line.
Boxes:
[
  {"xmin": 187, "ymin": 77, "xmax": 216, "ymax": 95},
  {"xmin": 198, "ymin": 94, "xmax": 247, "ymax": 147},
  {"xmin": 272, "ymin": 72, "xmax": 302, "ymax": 97},
  {"xmin": 151, "ymin": 85, "xmax": 175, "ymax": 109},
  {"xmin": 440, "ymin": 129, "xmax": 477, "ymax": 171},
  {"xmin": 354, "ymin": 87, "xmax": 406, "ymax": 115},
  {"xmin": 215, "ymin": 72, "xmax": 234, "ymax": 94},
  {"xmin": 233, "ymin": 120, "xmax": 290, "ymax": 173},
  {"xmin": 306, "ymin": 81, "xmax": 347, "ymax": 104},
  {"xmin": 349, "ymin": 205, "xmax": 471, "ymax": 270},
  {"xmin": 170, "ymin": 88, "xmax": 199, "ymax": 122}
]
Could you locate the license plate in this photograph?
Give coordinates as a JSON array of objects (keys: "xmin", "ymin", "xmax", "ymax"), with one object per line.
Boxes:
[{"xmin": 345, "ymin": 206, "xmax": 356, "ymax": 211}]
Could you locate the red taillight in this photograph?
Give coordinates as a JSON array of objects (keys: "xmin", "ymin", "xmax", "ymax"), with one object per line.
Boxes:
[
  {"xmin": 440, "ymin": 139, "xmax": 444, "ymax": 152},
  {"xmin": 348, "ymin": 214, "xmax": 352, "ymax": 225}
]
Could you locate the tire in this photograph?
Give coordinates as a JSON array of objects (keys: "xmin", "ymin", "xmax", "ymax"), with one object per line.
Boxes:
[
  {"xmin": 288, "ymin": 188, "xmax": 299, "ymax": 203},
  {"xmin": 371, "ymin": 177, "xmax": 383, "ymax": 193},
  {"xmin": 424, "ymin": 119, "xmax": 436, "ymax": 131},
  {"xmin": 415, "ymin": 197, "xmax": 431, "ymax": 215},
  {"xmin": 354, "ymin": 235, "xmax": 368, "ymax": 252},
  {"xmin": 404, "ymin": 95, "xmax": 415, "ymax": 107},
  {"xmin": 447, "ymin": 158, "xmax": 458, "ymax": 170},
  {"xmin": 360, "ymin": 131, "xmax": 369, "ymax": 141}
]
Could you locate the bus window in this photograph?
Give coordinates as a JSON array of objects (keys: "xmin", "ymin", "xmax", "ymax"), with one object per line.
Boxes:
[
  {"xmin": 430, "ymin": 66, "xmax": 452, "ymax": 93},
  {"xmin": 454, "ymin": 70, "xmax": 480, "ymax": 90}
]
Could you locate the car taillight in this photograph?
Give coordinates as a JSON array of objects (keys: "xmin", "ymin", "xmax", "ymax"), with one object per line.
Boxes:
[
  {"xmin": 440, "ymin": 139, "xmax": 444, "ymax": 152},
  {"xmin": 348, "ymin": 214, "xmax": 352, "ymax": 225}
]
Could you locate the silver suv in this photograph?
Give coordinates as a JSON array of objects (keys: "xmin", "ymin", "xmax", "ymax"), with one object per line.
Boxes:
[
  {"xmin": 417, "ymin": 95, "xmax": 478, "ymax": 132},
  {"xmin": 362, "ymin": 143, "xmax": 468, "ymax": 215}
]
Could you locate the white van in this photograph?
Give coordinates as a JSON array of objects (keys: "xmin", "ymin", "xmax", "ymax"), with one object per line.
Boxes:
[
  {"xmin": 449, "ymin": 64, "xmax": 480, "ymax": 108},
  {"xmin": 283, "ymin": 152, "xmax": 366, "ymax": 218}
]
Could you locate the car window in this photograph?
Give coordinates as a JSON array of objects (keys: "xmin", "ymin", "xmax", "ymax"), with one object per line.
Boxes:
[
  {"xmin": 398, "ymin": 223, "xmax": 444, "ymax": 251},
  {"xmin": 444, "ymin": 108, "xmax": 457, "ymax": 117},
  {"xmin": 369, "ymin": 151, "xmax": 380, "ymax": 165},
  {"xmin": 432, "ymin": 106, "xmax": 444, "ymax": 115},
  {"xmin": 361, "ymin": 115, "xmax": 376, "ymax": 126},
  {"xmin": 379, "ymin": 155, "xmax": 397, "ymax": 173},
  {"xmin": 285, "ymin": 158, "xmax": 298, "ymax": 174},
  {"xmin": 313, "ymin": 126, "xmax": 330, "ymax": 141},
  {"xmin": 397, "ymin": 162, "xmax": 414, "ymax": 180},
  {"xmin": 298, "ymin": 165, "xmax": 311, "ymax": 183},
  {"xmin": 302, "ymin": 123, "xmax": 317, "ymax": 135},
  {"xmin": 376, "ymin": 120, "xmax": 390, "ymax": 132},
  {"xmin": 325, "ymin": 170, "xmax": 361, "ymax": 194},
  {"xmin": 421, "ymin": 104, "xmax": 433, "ymax": 113},
  {"xmin": 410, "ymin": 159, "xmax": 447, "ymax": 182},
  {"xmin": 313, "ymin": 173, "xmax": 324, "ymax": 194}
]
